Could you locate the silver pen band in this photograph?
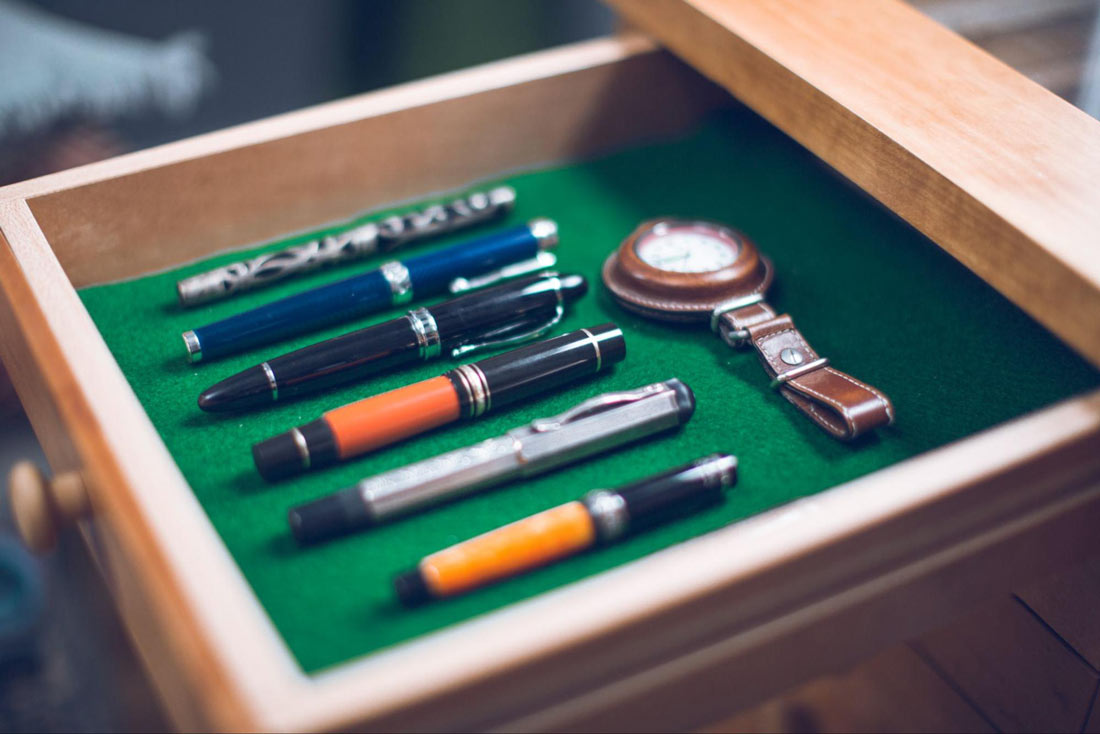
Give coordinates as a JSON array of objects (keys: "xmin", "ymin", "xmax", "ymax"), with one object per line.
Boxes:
[
  {"xmin": 261, "ymin": 362, "xmax": 279, "ymax": 401},
  {"xmin": 380, "ymin": 261, "xmax": 413, "ymax": 305},
  {"xmin": 182, "ymin": 330, "xmax": 202, "ymax": 363},
  {"xmin": 583, "ymin": 490, "xmax": 630, "ymax": 543},
  {"xmin": 450, "ymin": 363, "xmax": 491, "ymax": 418},
  {"xmin": 407, "ymin": 308, "xmax": 441, "ymax": 359}
]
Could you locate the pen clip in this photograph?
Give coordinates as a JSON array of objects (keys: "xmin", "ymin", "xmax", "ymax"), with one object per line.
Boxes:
[
  {"xmin": 449, "ymin": 301, "xmax": 564, "ymax": 359},
  {"xmin": 449, "ymin": 251, "xmax": 558, "ymax": 293},
  {"xmin": 529, "ymin": 383, "xmax": 668, "ymax": 433}
]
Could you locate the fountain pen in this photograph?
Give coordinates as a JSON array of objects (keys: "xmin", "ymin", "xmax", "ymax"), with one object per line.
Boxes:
[
  {"xmin": 197, "ymin": 273, "xmax": 587, "ymax": 412},
  {"xmin": 252, "ymin": 324, "xmax": 626, "ymax": 481},
  {"xmin": 288, "ymin": 379, "xmax": 696, "ymax": 544},
  {"xmin": 393, "ymin": 453, "xmax": 738, "ymax": 606},
  {"xmin": 181, "ymin": 218, "xmax": 558, "ymax": 362}
]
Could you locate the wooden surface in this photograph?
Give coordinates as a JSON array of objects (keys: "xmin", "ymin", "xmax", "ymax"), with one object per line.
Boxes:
[
  {"xmin": 708, "ymin": 552, "xmax": 1100, "ymax": 733},
  {"xmin": 2, "ymin": 25, "xmax": 1100, "ymax": 732},
  {"xmin": 708, "ymin": 645, "xmax": 996, "ymax": 733},
  {"xmin": 915, "ymin": 597, "xmax": 1099, "ymax": 732},
  {"xmin": 2, "ymin": 36, "xmax": 723, "ymax": 288},
  {"xmin": 1018, "ymin": 554, "xmax": 1100, "ymax": 671},
  {"xmin": 606, "ymin": 0, "xmax": 1100, "ymax": 368}
]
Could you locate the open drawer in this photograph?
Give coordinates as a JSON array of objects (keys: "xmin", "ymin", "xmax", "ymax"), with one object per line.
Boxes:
[{"xmin": 2, "ymin": 4, "xmax": 1100, "ymax": 731}]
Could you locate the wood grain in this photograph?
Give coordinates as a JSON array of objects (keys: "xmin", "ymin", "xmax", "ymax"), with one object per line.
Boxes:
[
  {"xmin": 706, "ymin": 645, "xmax": 994, "ymax": 733},
  {"xmin": 914, "ymin": 596, "xmax": 1099, "ymax": 732},
  {"xmin": 1017, "ymin": 552, "xmax": 1100, "ymax": 670},
  {"xmin": 605, "ymin": 0, "xmax": 1100, "ymax": 367}
]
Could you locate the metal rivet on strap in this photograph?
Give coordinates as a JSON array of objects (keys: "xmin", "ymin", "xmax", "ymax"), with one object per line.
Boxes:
[
  {"xmin": 770, "ymin": 358, "xmax": 829, "ymax": 388},
  {"xmin": 780, "ymin": 348, "xmax": 804, "ymax": 365}
]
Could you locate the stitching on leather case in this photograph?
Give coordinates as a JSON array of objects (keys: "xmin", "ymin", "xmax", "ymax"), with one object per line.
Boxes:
[
  {"xmin": 825, "ymin": 368, "xmax": 894, "ymax": 424},
  {"xmin": 605, "ymin": 261, "xmax": 771, "ymax": 313},
  {"xmin": 788, "ymin": 378, "xmax": 855, "ymax": 425},
  {"xmin": 781, "ymin": 389, "xmax": 845, "ymax": 436}
]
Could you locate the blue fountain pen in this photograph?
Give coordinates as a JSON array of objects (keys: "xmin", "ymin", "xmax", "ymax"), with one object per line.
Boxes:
[{"xmin": 182, "ymin": 219, "xmax": 558, "ymax": 362}]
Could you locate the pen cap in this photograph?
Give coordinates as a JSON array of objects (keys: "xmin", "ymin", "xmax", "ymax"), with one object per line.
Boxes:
[
  {"xmin": 403, "ymin": 221, "xmax": 556, "ymax": 295},
  {"xmin": 450, "ymin": 324, "xmax": 625, "ymax": 416},
  {"xmin": 584, "ymin": 454, "xmax": 737, "ymax": 542},
  {"xmin": 431, "ymin": 273, "xmax": 588, "ymax": 349},
  {"xmin": 253, "ymin": 419, "xmax": 339, "ymax": 482}
]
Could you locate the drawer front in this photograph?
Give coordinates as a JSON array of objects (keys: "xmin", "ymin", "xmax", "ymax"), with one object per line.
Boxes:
[{"xmin": 1, "ymin": 25, "xmax": 1099, "ymax": 731}]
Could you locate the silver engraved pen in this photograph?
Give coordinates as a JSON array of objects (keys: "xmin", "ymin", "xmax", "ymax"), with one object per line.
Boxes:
[
  {"xmin": 176, "ymin": 185, "xmax": 516, "ymax": 306},
  {"xmin": 287, "ymin": 379, "xmax": 696, "ymax": 545}
]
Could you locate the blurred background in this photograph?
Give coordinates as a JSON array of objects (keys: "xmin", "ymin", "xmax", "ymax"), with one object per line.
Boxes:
[{"xmin": 0, "ymin": 1, "xmax": 1098, "ymax": 731}]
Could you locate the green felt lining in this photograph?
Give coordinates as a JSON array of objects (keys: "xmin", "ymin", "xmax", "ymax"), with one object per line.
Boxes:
[{"xmin": 78, "ymin": 108, "xmax": 1099, "ymax": 673}]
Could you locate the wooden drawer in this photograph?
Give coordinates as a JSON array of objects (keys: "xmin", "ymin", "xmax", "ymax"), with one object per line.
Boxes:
[{"xmin": 2, "ymin": 2, "xmax": 1099, "ymax": 730}]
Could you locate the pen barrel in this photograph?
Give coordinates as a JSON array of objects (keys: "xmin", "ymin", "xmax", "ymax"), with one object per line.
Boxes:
[
  {"xmin": 404, "ymin": 222, "xmax": 548, "ymax": 295},
  {"xmin": 176, "ymin": 186, "xmax": 515, "ymax": 306},
  {"xmin": 191, "ymin": 270, "xmax": 393, "ymax": 361},
  {"xmin": 448, "ymin": 324, "xmax": 625, "ymax": 418},
  {"xmin": 324, "ymin": 375, "xmax": 462, "ymax": 458},
  {"xmin": 409, "ymin": 501, "xmax": 596, "ymax": 601},
  {"xmin": 269, "ymin": 317, "xmax": 423, "ymax": 399},
  {"xmin": 584, "ymin": 454, "xmax": 738, "ymax": 543}
]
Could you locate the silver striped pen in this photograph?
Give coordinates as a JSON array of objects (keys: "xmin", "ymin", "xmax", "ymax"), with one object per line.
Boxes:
[{"xmin": 176, "ymin": 186, "xmax": 516, "ymax": 306}]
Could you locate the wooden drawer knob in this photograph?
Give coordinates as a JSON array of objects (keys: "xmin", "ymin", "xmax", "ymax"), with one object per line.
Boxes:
[{"xmin": 7, "ymin": 462, "xmax": 90, "ymax": 553}]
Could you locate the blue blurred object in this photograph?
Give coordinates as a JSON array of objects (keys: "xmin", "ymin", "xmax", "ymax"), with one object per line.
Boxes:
[
  {"xmin": 0, "ymin": 0, "xmax": 213, "ymax": 138},
  {"xmin": 0, "ymin": 535, "xmax": 43, "ymax": 665}
]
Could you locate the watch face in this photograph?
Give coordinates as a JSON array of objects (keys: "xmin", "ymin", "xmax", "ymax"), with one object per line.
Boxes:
[{"xmin": 633, "ymin": 222, "xmax": 740, "ymax": 273}]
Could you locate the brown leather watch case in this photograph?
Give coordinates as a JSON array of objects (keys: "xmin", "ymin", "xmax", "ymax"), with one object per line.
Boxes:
[{"xmin": 601, "ymin": 219, "xmax": 773, "ymax": 322}]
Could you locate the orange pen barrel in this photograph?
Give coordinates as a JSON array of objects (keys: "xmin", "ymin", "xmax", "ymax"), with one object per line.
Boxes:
[
  {"xmin": 392, "ymin": 454, "xmax": 738, "ymax": 605},
  {"xmin": 395, "ymin": 501, "xmax": 596, "ymax": 605},
  {"xmin": 324, "ymin": 375, "xmax": 460, "ymax": 458},
  {"xmin": 252, "ymin": 374, "xmax": 461, "ymax": 481},
  {"xmin": 253, "ymin": 324, "xmax": 625, "ymax": 482}
]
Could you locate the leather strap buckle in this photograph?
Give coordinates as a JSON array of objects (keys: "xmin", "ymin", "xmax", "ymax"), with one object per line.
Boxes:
[{"xmin": 714, "ymin": 303, "xmax": 894, "ymax": 441}]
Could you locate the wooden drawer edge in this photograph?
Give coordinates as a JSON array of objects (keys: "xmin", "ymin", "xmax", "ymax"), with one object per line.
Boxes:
[
  {"xmin": 499, "ymin": 476, "xmax": 1100, "ymax": 732},
  {"xmin": 0, "ymin": 200, "xmax": 268, "ymax": 731},
  {"xmin": 608, "ymin": 0, "xmax": 1100, "ymax": 368}
]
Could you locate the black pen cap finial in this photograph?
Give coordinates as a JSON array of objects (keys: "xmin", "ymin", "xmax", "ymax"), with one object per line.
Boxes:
[
  {"xmin": 252, "ymin": 419, "xmax": 338, "ymax": 482},
  {"xmin": 661, "ymin": 378, "xmax": 696, "ymax": 422},
  {"xmin": 558, "ymin": 273, "xmax": 588, "ymax": 304},
  {"xmin": 288, "ymin": 490, "xmax": 373, "ymax": 545},
  {"xmin": 394, "ymin": 569, "xmax": 433, "ymax": 607},
  {"xmin": 585, "ymin": 323, "xmax": 627, "ymax": 366},
  {"xmin": 252, "ymin": 432, "xmax": 308, "ymax": 482}
]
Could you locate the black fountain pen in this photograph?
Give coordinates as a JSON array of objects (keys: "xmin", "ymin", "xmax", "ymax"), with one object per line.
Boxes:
[{"xmin": 197, "ymin": 273, "xmax": 587, "ymax": 412}]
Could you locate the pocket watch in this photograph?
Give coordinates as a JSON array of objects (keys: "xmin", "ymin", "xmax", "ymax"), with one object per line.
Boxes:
[
  {"xmin": 603, "ymin": 218, "xmax": 893, "ymax": 441},
  {"xmin": 601, "ymin": 219, "xmax": 772, "ymax": 322}
]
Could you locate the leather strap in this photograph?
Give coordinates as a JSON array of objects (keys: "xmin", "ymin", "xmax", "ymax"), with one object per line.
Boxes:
[{"xmin": 717, "ymin": 303, "xmax": 893, "ymax": 440}]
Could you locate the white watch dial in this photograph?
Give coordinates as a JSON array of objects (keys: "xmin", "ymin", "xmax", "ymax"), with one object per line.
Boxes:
[{"xmin": 635, "ymin": 226, "xmax": 738, "ymax": 273}]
